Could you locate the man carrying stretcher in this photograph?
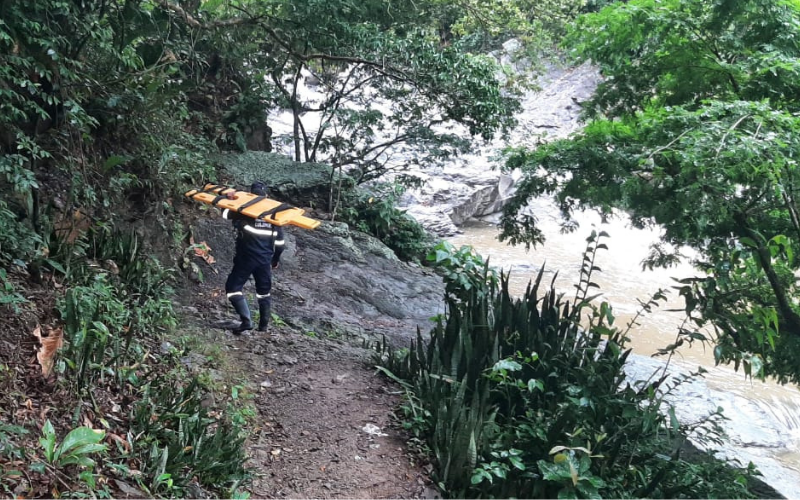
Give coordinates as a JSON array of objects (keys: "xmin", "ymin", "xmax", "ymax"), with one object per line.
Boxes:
[{"xmin": 222, "ymin": 181, "xmax": 285, "ymax": 334}]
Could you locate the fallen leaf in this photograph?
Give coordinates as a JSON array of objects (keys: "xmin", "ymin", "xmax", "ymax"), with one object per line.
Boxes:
[
  {"xmin": 192, "ymin": 241, "xmax": 216, "ymax": 264},
  {"xmin": 113, "ymin": 479, "xmax": 146, "ymax": 498},
  {"xmin": 107, "ymin": 433, "xmax": 131, "ymax": 453},
  {"xmin": 32, "ymin": 325, "xmax": 64, "ymax": 377}
]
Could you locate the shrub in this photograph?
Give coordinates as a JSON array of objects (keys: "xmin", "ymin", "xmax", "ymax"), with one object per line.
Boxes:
[
  {"xmin": 131, "ymin": 377, "xmax": 249, "ymax": 496},
  {"xmin": 339, "ymin": 182, "xmax": 432, "ymax": 261},
  {"xmin": 55, "ymin": 225, "xmax": 176, "ymax": 388},
  {"xmin": 377, "ymin": 232, "xmax": 757, "ymax": 498}
]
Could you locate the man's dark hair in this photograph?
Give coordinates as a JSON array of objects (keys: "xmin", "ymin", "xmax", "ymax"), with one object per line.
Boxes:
[{"xmin": 250, "ymin": 181, "xmax": 267, "ymax": 196}]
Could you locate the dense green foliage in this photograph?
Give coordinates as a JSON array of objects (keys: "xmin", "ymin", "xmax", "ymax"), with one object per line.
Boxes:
[
  {"xmin": 0, "ymin": 0, "xmax": 235, "ymax": 271},
  {"xmin": 501, "ymin": 0, "xmax": 800, "ymax": 384},
  {"xmin": 0, "ymin": 0, "xmax": 555, "ymax": 495},
  {"xmin": 5, "ymin": 0, "xmax": 784, "ymax": 497},
  {"xmin": 378, "ymin": 235, "xmax": 757, "ymax": 498},
  {"xmin": 338, "ymin": 182, "xmax": 433, "ymax": 262}
]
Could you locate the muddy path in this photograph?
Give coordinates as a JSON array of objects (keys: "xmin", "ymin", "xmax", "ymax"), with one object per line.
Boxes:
[
  {"xmin": 180, "ymin": 211, "xmax": 447, "ymax": 497},
  {"xmin": 181, "ymin": 295, "xmax": 431, "ymax": 499},
  {"xmin": 242, "ymin": 330, "xmax": 425, "ymax": 498}
]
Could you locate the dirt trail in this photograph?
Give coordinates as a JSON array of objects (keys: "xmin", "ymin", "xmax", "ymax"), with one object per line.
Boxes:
[
  {"xmin": 188, "ymin": 298, "xmax": 429, "ymax": 499},
  {"xmin": 185, "ymin": 212, "xmax": 444, "ymax": 498},
  {"xmin": 245, "ymin": 332, "xmax": 425, "ymax": 498}
]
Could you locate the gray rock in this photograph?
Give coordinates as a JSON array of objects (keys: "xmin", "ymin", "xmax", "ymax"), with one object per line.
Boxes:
[
  {"xmin": 191, "ymin": 214, "xmax": 444, "ymax": 347},
  {"xmin": 280, "ymin": 355, "xmax": 299, "ymax": 366}
]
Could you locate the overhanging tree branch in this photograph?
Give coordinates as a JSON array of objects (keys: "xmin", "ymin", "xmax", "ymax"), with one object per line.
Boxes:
[{"xmin": 150, "ymin": 0, "xmax": 263, "ymax": 29}]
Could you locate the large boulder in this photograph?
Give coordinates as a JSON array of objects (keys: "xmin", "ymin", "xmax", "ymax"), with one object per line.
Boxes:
[
  {"xmin": 279, "ymin": 222, "xmax": 444, "ymax": 341},
  {"xmin": 191, "ymin": 216, "xmax": 444, "ymax": 345}
]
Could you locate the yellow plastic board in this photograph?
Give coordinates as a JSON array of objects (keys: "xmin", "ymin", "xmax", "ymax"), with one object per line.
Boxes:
[{"xmin": 185, "ymin": 184, "xmax": 320, "ymax": 230}]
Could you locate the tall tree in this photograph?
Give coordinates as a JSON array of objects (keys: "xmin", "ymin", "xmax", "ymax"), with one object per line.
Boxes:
[
  {"xmin": 225, "ymin": 0, "xmax": 522, "ymax": 182},
  {"xmin": 500, "ymin": 0, "xmax": 800, "ymax": 383}
]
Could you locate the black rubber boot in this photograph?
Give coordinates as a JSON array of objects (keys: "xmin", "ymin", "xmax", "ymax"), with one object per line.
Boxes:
[
  {"xmin": 229, "ymin": 295, "xmax": 253, "ymax": 335},
  {"xmin": 257, "ymin": 297, "xmax": 271, "ymax": 332}
]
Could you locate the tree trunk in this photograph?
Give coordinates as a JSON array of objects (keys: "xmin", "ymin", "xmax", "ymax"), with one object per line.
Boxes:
[
  {"xmin": 290, "ymin": 63, "xmax": 304, "ymax": 162},
  {"xmin": 735, "ymin": 212, "xmax": 800, "ymax": 337}
]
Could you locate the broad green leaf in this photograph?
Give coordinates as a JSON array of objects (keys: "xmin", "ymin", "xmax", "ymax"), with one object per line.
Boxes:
[
  {"xmin": 55, "ymin": 427, "xmax": 105, "ymax": 462},
  {"xmin": 40, "ymin": 420, "xmax": 56, "ymax": 461},
  {"xmin": 492, "ymin": 359, "xmax": 522, "ymax": 372}
]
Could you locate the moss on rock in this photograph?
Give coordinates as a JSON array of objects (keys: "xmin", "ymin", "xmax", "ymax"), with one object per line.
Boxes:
[{"xmin": 216, "ymin": 151, "xmax": 350, "ymax": 208}]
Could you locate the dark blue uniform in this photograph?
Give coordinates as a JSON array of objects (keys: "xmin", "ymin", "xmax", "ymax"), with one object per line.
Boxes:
[{"xmin": 223, "ymin": 207, "xmax": 285, "ymax": 333}]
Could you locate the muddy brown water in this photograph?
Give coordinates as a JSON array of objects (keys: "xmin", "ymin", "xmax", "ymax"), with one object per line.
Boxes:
[{"xmin": 448, "ymin": 198, "xmax": 800, "ymax": 497}]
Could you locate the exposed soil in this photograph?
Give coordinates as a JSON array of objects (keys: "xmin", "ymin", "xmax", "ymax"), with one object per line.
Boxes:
[
  {"xmin": 182, "ymin": 294, "xmax": 432, "ymax": 499},
  {"xmin": 245, "ymin": 331, "xmax": 425, "ymax": 498}
]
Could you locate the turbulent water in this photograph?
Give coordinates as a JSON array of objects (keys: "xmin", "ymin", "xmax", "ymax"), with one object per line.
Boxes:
[{"xmin": 448, "ymin": 197, "xmax": 800, "ymax": 497}]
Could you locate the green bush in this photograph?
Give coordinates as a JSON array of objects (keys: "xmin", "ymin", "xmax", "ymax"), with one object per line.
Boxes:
[
  {"xmin": 378, "ymin": 232, "xmax": 757, "ymax": 499},
  {"xmin": 339, "ymin": 182, "xmax": 432, "ymax": 261},
  {"xmin": 131, "ymin": 377, "xmax": 249, "ymax": 496},
  {"xmin": 55, "ymin": 225, "xmax": 176, "ymax": 388},
  {"xmin": 58, "ymin": 275, "xmax": 132, "ymax": 389},
  {"xmin": 0, "ymin": 201, "xmax": 40, "ymax": 265},
  {"xmin": 0, "ymin": 268, "xmax": 27, "ymax": 314}
]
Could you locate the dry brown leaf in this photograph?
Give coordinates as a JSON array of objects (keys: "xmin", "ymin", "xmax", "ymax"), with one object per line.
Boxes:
[
  {"xmin": 32, "ymin": 325, "xmax": 64, "ymax": 377},
  {"xmin": 107, "ymin": 433, "xmax": 132, "ymax": 453},
  {"xmin": 192, "ymin": 241, "xmax": 216, "ymax": 264}
]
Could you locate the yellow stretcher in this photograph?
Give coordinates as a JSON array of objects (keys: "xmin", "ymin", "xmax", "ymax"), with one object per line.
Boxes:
[{"xmin": 185, "ymin": 183, "xmax": 321, "ymax": 230}]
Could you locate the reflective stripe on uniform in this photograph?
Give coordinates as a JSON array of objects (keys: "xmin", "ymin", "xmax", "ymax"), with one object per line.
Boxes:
[
  {"xmin": 256, "ymin": 293, "xmax": 271, "ymax": 299},
  {"xmin": 222, "ymin": 208, "xmax": 230, "ymax": 219},
  {"xmin": 243, "ymin": 225, "xmax": 276, "ymax": 237},
  {"xmin": 227, "ymin": 291, "xmax": 243, "ymax": 299},
  {"xmin": 274, "ymin": 239, "xmax": 285, "ymax": 247}
]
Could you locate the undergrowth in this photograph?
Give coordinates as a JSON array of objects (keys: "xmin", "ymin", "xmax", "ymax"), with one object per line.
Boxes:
[
  {"xmin": 338, "ymin": 181, "xmax": 433, "ymax": 262},
  {"xmin": 376, "ymin": 232, "xmax": 758, "ymax": 499},
  {"xmin": 0, "ymin": 223, "xmax": 251, "ymax": 498}
]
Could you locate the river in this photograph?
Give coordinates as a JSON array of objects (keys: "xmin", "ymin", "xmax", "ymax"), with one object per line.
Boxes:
[{"xmin": 447, "ymin": 197, "xmax": 800, "ymax": 497}]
